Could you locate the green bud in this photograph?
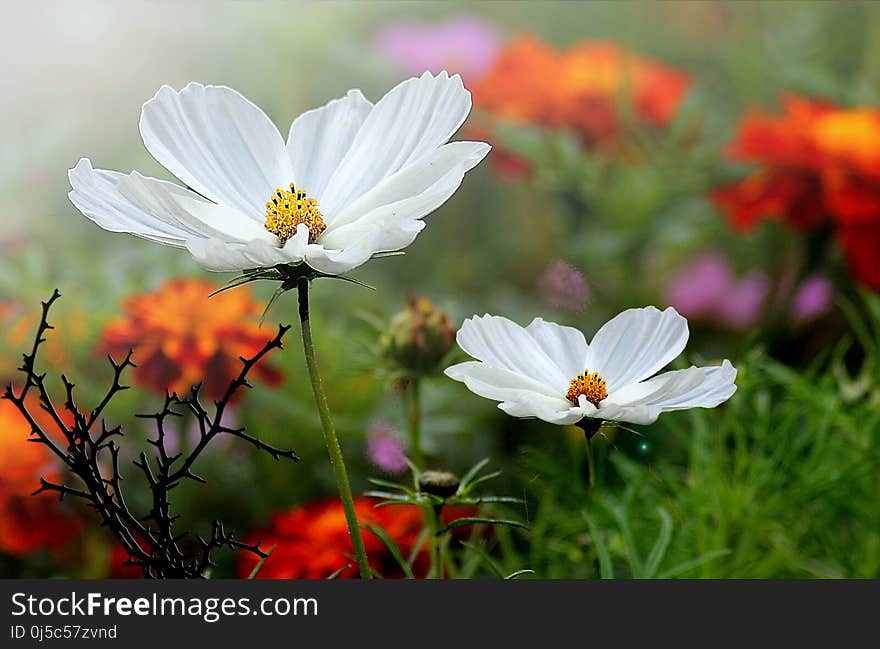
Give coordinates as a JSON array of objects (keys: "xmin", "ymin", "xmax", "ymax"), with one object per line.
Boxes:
[
  {"xmin": 380, "ymin": 294, "xmax": 455, "ymax": 376},
  {"xmin": 418, "ymin": 470, "xmax": 461, "ymax": 499}
]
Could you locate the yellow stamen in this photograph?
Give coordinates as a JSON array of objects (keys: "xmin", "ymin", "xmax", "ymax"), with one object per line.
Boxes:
[
  {"xmin": 264, "ymin": 184, "xmax": 326, "ymax": 245},
  {"xmin": 566, "ymin": 370, "xmax": 607, "ymax": 407}
]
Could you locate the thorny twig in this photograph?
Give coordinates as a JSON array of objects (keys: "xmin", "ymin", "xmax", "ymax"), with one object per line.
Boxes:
[{"xmin": 2, "ymin": 290, "xmax": 298, "ymax": 578}]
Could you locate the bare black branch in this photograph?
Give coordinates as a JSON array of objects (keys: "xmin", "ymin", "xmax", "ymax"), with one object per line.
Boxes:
[{"xmin": 2, "ymin": 290, "xmax": 298, "ymax": 578}]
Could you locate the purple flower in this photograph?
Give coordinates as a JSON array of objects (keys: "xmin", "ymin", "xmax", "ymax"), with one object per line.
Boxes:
[
  {"xmin": 667, "ymin": 253, "xmax": 834, "ymax": 331},
  {"xmin": 791, "ymin": 274, "xmax": 833, "ymax": 324},
  {"xmin": 375, "ymin": 16, "xmax": 502, "ymax": 81},
  {"xmin": 666, "ymin": 252, "xmax": 769, "ymax": 331},
  {"xmin": 716, "ymin": 272, "xmax": 771, "ymax": 330},
  {"xmin": 538, "ymin": 260, "xmax": 590, "ymax": 312},
  {"xmin": 665, "ymin": 253, "xmax": 732, "ymax": 320},
  {"xmin": 366, "ymin": 420, "xmax": 408, "ymax": 475}
]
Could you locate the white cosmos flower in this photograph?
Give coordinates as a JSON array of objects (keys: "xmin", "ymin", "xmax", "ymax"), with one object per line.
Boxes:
[
  {"xmin": 444, "ymin": 307, "xmax": 737, "ymax": 426},
  {"xmin": 68, "ymin": 72, "xmax": 490, "ymax": 275}
]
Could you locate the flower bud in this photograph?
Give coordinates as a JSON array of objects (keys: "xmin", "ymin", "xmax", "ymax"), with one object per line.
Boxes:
[
  {"xmin": 418, "ymin": 470, "xmax": 461, "ymax": 499},
  {"xmin": 380, "ymin": 294, "xmax": 455, "ymax": 376}
]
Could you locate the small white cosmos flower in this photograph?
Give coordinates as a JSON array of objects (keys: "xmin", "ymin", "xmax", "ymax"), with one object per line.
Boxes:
[
  {"xmin": 444, "ymin": 307, "xmax": 737, "ymax": 426},
  {"xmin": 68, "ymin": 72, "xmax": 490, "ymax": 275}
]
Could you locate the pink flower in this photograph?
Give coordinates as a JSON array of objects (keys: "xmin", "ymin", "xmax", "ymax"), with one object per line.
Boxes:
[
  {"xmin": 375, "ymin": 17, "xmax": 502, "ymax": 82},
  {"xmin": 538, "ymin": 260, "xmax": 590, "ymax": 312},
  {"xmin": 666, "ymin": 253, "xmax": 769, "ymax": 331},
  {"xmin": 791, "ymin": 274, "xmax": 833, "ymax": 324},
  {"xmin": 665, "ymin": 254, "xmax": 733, "ymax": 320},
  {"xmin": 666, "ymin": 253, "xmax": 833, "ymax": 331},
  {"xmin": 715, "ymin": 272, "xmax": 771, "ymax": 330},
  {"xmin": 366, "ymin": 420, "xmax": 408, "ymax": 475}
]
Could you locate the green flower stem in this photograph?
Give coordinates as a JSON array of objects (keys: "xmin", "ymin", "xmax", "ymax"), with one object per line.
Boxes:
[
  {"xmin": 426, "ymin": 504, "xmax": 444, "ymax": 579},
  {"xmin": 407, "ymin": 378, "xmax": 424, "ymax": 468},
  {"xmin": 585, "ymin": 436, "xmax": 596, "ymax": 492},
  {"xmin": 297, "ymin": 278, "xmax": 372, "ymax": 580},
  {"xmin": 577, "ymin": 419, "xmax": 601, "ymax": 492}
]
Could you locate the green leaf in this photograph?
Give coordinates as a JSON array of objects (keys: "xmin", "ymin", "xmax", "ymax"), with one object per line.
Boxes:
[
  {"xmin": 363, "ymin": 490, "xmax": 414, "ymax": 502},
  {"xmin": 459, "ymin": 458, "xmax": 491, "ymax": 490},
  {"xmin": 584, "ymin": 514, "xmax": 614, "ymax": 579},
  {"xmin": 327, "ymin": 564, "xmax": 352, "ymax": 580},
  {"xmin": 603, "ymin": 501, "xmax": 643, "ymax": 577},
  {"xmin": 463, "ymin": 496, "xmax": 525, "ymax": 505},
  {"xmin": 643, "ymin": 507, "xmax": 674, "ymax": 579},
  {"xmin": 367, "ymin": 477, "xmax": 414, "ymax": 494},
  {"xmin": 656, "ymin": 550, "xmax": 732, "ymax": 579},
  {"xmin": 436, "ymin": 517, "xmax": 528, "ymax": 536},
  {"xmin": 407, "ymin": 527, "xmax": 431, "ymax": 573},
  {"xmin": 504, "ymin": 569, "xmax": 536, "ymax": 580},
  {"xmin": 363, "ymin": 523, "xmax": 414, "ymax": 579},
  {"xmin": 459, "ymin": 541, "xmax": 506, "ymax": 578},
  {"xmin": 461, "ymin": 470, "xmax": 503, "ymax": 494}
]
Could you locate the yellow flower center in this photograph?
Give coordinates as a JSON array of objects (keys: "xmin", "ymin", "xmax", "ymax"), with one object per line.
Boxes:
[
  {"xmin": 566, "ymin": 370, "xmax": 607, "ymax": 407},
  {"xmin": 264, "ymin": 184, "xmax": 326, "ymax": 245}
]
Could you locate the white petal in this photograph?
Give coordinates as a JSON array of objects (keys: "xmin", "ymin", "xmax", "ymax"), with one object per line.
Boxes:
[
  {"xmin": 499, "ymin": 400, "xmax": 587, "ymax": 426},
  {"xmin": 303, "ymin": 239, "xmax": 376, "ymax": 276},
  {"xmin": 287, "ymin": 89, "xmax": 373, "ymax": 202},
  {"xmin": 603, "ymin": 366, "xmax": 705, "ymax": 409},
  {"xmin": 324, "ymin": 142, "xmax": 491, "ymax": 233},
  {"xmin": 651, "ymin": 360, "xmax": 737, "ymax": 411},
  {"xmin": 445, "ymin": 362, "xmax": 579, "ymax": 425},
  {"xmin": 455, "ymin": 315, "xmax": 569, "ymax": 390},
  {"xmin": 140, "ymin": 83, "xmax": 293, "ymax": 216},
  {"xmin": 584, "ymin": 306, "xmax": 689, "ymax": 392},
  {"xmin": 318, "ymin": 141, "xmax": 489, "ymax": 254},
  {"xmin": 117, "ymin": 172, "xmax": 274, "ymax": 243},
  {"xmin": 68, "ymin": 158, "xmax": 190, "ymax": 247},
  {"xmin": 319, "ymin": 71, "xmax": 472, "ymax": 216},
  {"xmin": 445, "ymin": 361, "xmax": 565, "ymax": 401},
  {"xmin": 589, "ymin": 403, "xmax": 661, "ymax": 426},
  {"xmin": 597, "ymin": 361, "xmax": 737, "ymax": 425},
  {"xmin": 524, "ymin": 317, "xmax": 589, "ymax": 379},
  {"xmin": 185, "ymin": 225, "xmax": 308, "ymax": 272}
]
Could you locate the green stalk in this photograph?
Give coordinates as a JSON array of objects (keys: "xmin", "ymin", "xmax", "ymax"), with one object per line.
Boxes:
[
  {"xmin": 407, "ymin": 378, "xmax": 424, "ymax": 468},
  {"xmin": 426, "ymin": 504, "xmax": 444, "ymax": 579},
  {"xmin": 585, "ymin": 436, "xmax": 596, "ymax": 492},
  {"xmin": 577, "ymin": 419, "xmax": 601, "ymax": 492},
  {"xmin": 297, "ymin": 278, "xmax": 372, "ymax": 579}
]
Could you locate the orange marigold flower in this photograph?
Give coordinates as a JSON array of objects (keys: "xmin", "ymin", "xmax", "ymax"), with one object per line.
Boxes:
[
  {"xmin": 472, "ymin": 36, "xmax": 691, "ymax": 149},
  {"xmin": 472, "ymin": 36, "xmax": 563, "ymax": 126},
  {"xmin": 238, "ymin": 497, "xmax": 474, "ymax": 579},
  {"xmin": 713, "ymin": 95, "xmax": 880, "ymax": 290},
  {"xmin": 556, "ymin": 41, "xmax": 690, "ymax": 144},
  {"xmin": 1, "ymin": 295, "xmax": 83, "ymax": 371},
  {"xmin": 97, "ymin": 278, "xmax": 283, "ymax": 399},
  {"xmin": 0, "ymin": 399, "xmax": 82, "ymax": 558}
]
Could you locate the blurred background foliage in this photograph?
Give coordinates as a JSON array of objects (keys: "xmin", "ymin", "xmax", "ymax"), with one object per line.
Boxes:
[{"xmin": 1, "ymin": 0, "xmax": 878, "ymax": 578}]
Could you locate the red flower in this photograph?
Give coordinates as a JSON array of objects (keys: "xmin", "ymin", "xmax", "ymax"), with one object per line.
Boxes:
[
  {"xmin": 0, "ymin": 400, "xmax": 82, "ymax": 558},
  {"xmin": 712, "ymin": 169, "xmax": 826, "ymax": 231},
  {"xmin": 238, "ymin": 497, "xmax": 474, "ymax": 579},
  {"xmin": 714, "ymin": 95, "xmax": 880, "ymax": 290},
  {"xmin": 98, "ymin": 278, "xmax": 283, "ymax": 399},
  {"xmin": 839, "ymin": 224, "xmax": 880, "ymax": 291},
  {"xmin": 107, "ymin": 542, "xmax": 144, "ymax": 579}
]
